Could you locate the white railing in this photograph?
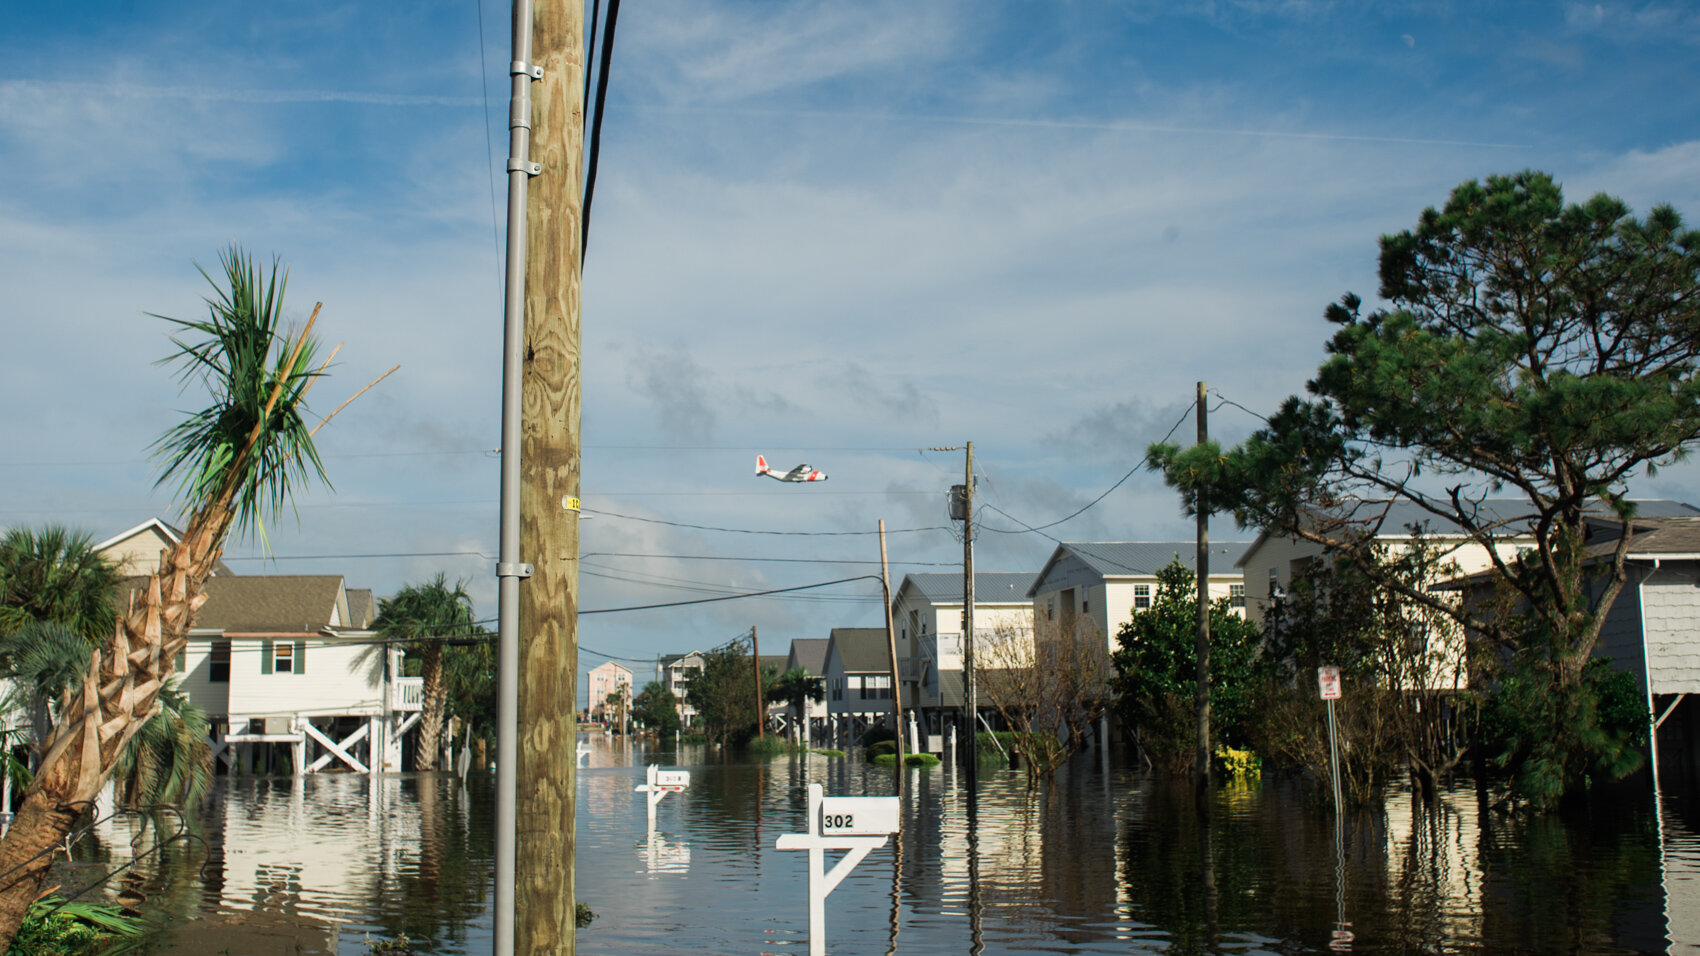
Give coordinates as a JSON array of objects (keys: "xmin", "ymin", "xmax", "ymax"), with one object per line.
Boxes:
[{"xmin": 391, "ymin": 676, "xmax": 423, "ymax": 712}]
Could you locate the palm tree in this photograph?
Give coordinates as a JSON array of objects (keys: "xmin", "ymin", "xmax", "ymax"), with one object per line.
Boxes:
[
  {"xmin": 0, "ymin": 247, "xmax": 341, "ymax": 946},
  {"xmin": 768, "ymin": 667, "xmax": 824, "ymax": 745},
  {"xmin": 0, "ymin": 526, "xmax": 120, "ymax": 645},
  {"xmin": 374, "ymin": 575, "xmax": 475, "ymax": 771}
]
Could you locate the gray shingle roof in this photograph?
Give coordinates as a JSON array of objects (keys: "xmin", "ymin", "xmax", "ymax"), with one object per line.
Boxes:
[
  {"xmin": 828, "ymin": 628, "xmax": 890, "ymax": 673},
  {"xmin": 182, "ymin": 575, "xmax": 345, "ymax": 633},
  {"xmin": 902, "ymin": 572, "xmax": 1036, "ymax": 604},
  {"xmin": 788, "ymin": 638, "xmax": 829, "ymax": 676}
]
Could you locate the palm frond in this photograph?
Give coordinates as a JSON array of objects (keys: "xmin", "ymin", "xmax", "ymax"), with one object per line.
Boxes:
[{"xmin": 148, "ymin": 246, "xmax": 331, "ymax": 542}]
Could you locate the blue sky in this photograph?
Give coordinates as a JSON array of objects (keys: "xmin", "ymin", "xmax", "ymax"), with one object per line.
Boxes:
[{"xmin": 5, "ymin": 1, "xmax": 1700, "ymax": 704}]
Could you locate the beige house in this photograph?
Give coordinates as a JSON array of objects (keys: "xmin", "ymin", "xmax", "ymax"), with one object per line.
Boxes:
[
  {"xmin": 890, "ymin": 572, "xmax": 1035, "ymax": 730},
  {"xmin": 1027, "ymin": 542, "xmax": 1250, "ymax": 650}
]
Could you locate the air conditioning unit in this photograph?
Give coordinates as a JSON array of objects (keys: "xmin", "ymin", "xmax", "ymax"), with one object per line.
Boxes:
[{"xmin": 256, "ymin": 716, "xmax": 293, "ymax": 735}]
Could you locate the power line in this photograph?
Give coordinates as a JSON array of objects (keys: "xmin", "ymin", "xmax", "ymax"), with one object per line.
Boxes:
[
  {"xmin": 975, "ymin": 396, "xmax": 1197, "ymax": 536},
  {"xmin": 581, "ymin": 575, "xmax": 881, "ymax": 615},
  {"xmin": 582, "ymin": 507, "xmax": 950, "ymax": 537}
]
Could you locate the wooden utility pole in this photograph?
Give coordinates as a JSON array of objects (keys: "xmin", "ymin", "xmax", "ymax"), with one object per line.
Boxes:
[
  {"xmin": 751, "ymin": 626, "xmax": 766, "ymax": 741},
  {"xmin": 517, "ymin": 0, "xmax": 585, "ymax": 951},
  {"xmin": 879, "ymin": 520, "xmax": 903, "ymax": 760},
  {"xmin": 1194, "ymin": 381, "xmax": 1212, "ymax": 816}
]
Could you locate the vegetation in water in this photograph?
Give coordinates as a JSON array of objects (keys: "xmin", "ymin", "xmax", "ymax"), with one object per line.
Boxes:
[{"xmin": 7, "ymin": 896, "xmax": 145, "ymax": 956}]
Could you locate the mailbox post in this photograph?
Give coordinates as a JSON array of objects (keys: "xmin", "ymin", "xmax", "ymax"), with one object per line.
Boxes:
[
  {"xmin": 633, "ymin": 763, "xmax": 689, "ymax": 830},
  {"xmin": 775, "ymin": 782, "xmax": 899, "ymax": 956}
]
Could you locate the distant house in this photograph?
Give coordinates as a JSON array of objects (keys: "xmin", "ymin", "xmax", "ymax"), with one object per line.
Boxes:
[
  {"xmin": 1235, "ymin": 498, "xmax": 1700, "ymax": 625},
  {"xmin": 782, "ymin": 638, "xmax": 830, "ymax": 741},
  {"xmin": 657, "ymin": 651, "xmax": 706, "ymax": 727},
  {"xmin": 822, "ymin": 627, "xmax": 895, "ymax": 726},
  {"xmin": 890, "ymin": 572, "xmax": 1035, "ymax": 732},
  {"xmin": 588, "ymin": 661, "xmax": 633, "ymax": 723},
  {"xmin": 1027, "ymin": 542, "xmax": 1250, "ymax": 650}
]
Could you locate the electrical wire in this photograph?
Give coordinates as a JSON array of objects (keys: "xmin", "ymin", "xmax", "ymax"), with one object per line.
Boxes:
[
  {"xmin": 975, "ymin": 396, "xmax": 1197, "ymax": 536},
  {"xmin": 580, "ymin": 0, "xmax": 620, "ymax": 261},
  {"xmin": 581, "ymin": 507, "xmax": 951, "ymax": 537}
]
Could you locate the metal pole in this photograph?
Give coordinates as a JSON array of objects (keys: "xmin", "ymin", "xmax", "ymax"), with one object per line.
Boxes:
[
  {"xmin": 1327, "ymin": 698, "xmax": 1343, "ymax": 816},
  {"xmin": 1194, "ymin": 381, "xmax": 1211, "ymax": 816},
  {"xmin": 963, "ymin": 442, "xmax": 976, "ymax": 782},
  {"xmin": 494, "ymin": 0, "xmax": 539, "ymax": 950},
  {"xmin": 880, "ymin": 520, "xmax": 904, "ymax": 762}
]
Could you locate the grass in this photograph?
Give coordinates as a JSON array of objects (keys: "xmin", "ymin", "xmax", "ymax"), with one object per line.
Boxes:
[{"xmin": 810, "ymin": 749, "xmax": 845, "ymax": 757}]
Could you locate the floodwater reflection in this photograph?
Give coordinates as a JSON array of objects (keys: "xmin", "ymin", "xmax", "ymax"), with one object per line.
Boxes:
[{"xmin": 68, "ymin": 733, "xmax": 1700, "ymax": 954}]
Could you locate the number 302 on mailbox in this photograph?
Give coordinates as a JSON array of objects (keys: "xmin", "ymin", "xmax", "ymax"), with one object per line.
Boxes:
[{"xmin": 818, "ymin": 796, "xmax": 899, "ymax": 836}]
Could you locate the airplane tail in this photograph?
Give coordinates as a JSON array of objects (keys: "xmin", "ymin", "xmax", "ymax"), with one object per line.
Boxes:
[{"xmin": 755, "ymin": 455, "xmax": 770, "ymax": 475}]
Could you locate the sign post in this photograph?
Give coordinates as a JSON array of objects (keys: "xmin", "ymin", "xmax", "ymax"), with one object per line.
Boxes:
[
  {"xmin": 633, "ymin": 764, "xmax": 689, "ymax": 830},
  {"xmin": 1317, "ymin": 665, "xmax": 1344, "ymax": 816},
  {"xmin": 774, "ymin": 782, "xmax": 899, "ymax": 956}
]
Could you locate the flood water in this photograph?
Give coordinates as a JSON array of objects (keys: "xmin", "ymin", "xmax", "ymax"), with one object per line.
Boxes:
[{"xmin": 67, "ymin": 734, "xmax": 1700, "ymax": 954}]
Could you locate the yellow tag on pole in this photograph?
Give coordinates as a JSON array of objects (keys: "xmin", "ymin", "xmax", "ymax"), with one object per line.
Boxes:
[{"xmin": 561, "ymin": 496, "xmax": 581, "ymax": 512}]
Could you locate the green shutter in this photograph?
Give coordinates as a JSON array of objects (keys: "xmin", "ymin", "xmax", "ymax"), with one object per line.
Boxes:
[
  {"xmin": 294, "ymin": 640, "xmax": 306, "ymax": 675},
  {"xmin": 261, "ymin": 639, "xmax": 274, "ymax": 675}
]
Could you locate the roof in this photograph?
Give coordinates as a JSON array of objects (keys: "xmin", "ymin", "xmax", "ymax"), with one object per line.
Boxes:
[
  {"xmin": 345, "ymin": 589, "xmax": 375, "ymax": 629},
  {"xmin": 95, "ymin": 517, "xmax": 234, "ymax": 576},
  {"xmin": 899, "ymin": 572, "xmax": 1036, "ymax": 606},
  {"xmin": 1621, "ymin": 516, "xmax": 1700, "ymax": 557},
  {"xmin": 180, "ymin": 575, "xmax": 346, "ymax": 634},
  {"xmin": 760, "ymin": 654, "xmax": 788, "ymax": 674},
  {"xmin": 787, "ymin": 638, "xmax": 829, "ymax": 676},
  {"xmin": 827, "ymin": 628, "xmax": 890, "ymax": 673},
  {"xmin": 1029, "ymin": 542, "xmax": 1251, "ymax": 596},
  {"xmin": 1237, "ymin": 498, "xmax": 1700, "ymax": 567}
]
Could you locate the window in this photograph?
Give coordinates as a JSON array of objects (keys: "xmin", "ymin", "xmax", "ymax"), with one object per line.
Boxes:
[
  {"xmin": 209, "ymin": 642, "xmax": 231, "ymax": 683},
  {"xmin": 867, "ymin": 675, "xmax": 892, "ymax": 700},
  {"xmin": 1230, "ymin": 584, "xmax": 1245, "ymax": 608},
  {"xmin": 260, "ymin": 639, "xmax": 305, "ymax": 675},
  {"xmin": 1133, "ymin": 584, "xmax": 1151, "ymax": 610},
  {"xmin": 174, "ymin": 649, "xmax": 187, "ymax": 673}
]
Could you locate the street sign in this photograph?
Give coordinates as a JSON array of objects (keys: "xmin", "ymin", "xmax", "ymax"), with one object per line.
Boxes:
[
  {"xmin": 1317, "ymin": 665, "xmax": 1342, "ymax": 701},
  {"xmin": 818, "ymin": 796, "xmax": 900, "ymax": 836}
]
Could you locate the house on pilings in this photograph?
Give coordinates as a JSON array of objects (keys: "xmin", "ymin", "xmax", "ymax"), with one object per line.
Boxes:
[{"xmin": 100, "ymin": 520, "xmax": 422, "ymax": 775}]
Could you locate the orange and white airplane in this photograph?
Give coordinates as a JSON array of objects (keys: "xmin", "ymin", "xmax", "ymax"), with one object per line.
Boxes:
[{"xmin": 756, "ymin": 455, "xmax": 828, "ymax": 482}]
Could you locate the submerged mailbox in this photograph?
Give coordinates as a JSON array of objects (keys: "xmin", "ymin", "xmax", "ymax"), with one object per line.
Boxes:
[
  {"xmin": 818, "ymin": 796, "xmax": 899, "ymax": 836},
  {"xmin": 654, "ymin": 769, "xmax": 690, "ymax": 790}
]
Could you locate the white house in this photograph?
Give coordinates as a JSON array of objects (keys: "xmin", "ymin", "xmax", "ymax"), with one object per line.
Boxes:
[
  {"xmin": 97, "ymin": 518, "xmax": 421, "ymax": 775},
  {"xmin": 890, "ymin": 572, "xmax": 1035, "ymax": 732},
  {"xmin": 1027, "ymin": 542, "xmax": 1250, "ymax": 650},
  {"xmin": 657, "ymin": 651, "xmax": 705, "ymax": 727},
  {"xmin": 160, "ymin": 573, "xmax": 419, "ymax": 774}
]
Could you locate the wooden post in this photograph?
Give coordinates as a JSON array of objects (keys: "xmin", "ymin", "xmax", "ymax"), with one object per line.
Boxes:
[
  {"xmin": 517, "ymin": 0, "xmax": 585, "ymax": 951},
  {"xmin": 1194, "ymin": 381, "xmax": 1212, "ymax": 816},
  {"xmin": 880, "ymin": 521, "xmax": 903, "ymax": 760},
  {"xmin": 751, "ymin": 627, "xmax": 766, "ymax": 741}
]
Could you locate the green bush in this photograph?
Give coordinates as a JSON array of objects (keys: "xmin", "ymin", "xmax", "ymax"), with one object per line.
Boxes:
[
  {"xmin": 865, "ymin": 739, "xmax": 898, "ymax": 760},
  {"xmin": 903, "ymin": 753, "xmax": 941, "ymax": 767},
  {"xmin": 872, "ymin": 754, "xmax": 898, "ymax": 767},
  {"xmin": 9, "ymin": 896, "xmax": 145, "ymax": 956},
  {"xmin": 811, "ymin": 749, "xmax": 845, "ymax": 757},
  {"xmin": 977, "ymin": 730, "xmax": 1017, "ymax": 760}
]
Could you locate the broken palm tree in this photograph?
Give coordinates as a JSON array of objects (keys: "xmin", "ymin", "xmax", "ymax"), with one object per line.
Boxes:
[{"xmin": 0, "ymin": 247, "xmax": 395, "ymax": 946}]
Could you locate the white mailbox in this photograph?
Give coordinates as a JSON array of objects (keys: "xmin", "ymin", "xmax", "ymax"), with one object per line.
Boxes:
[
  {"xmin": 819, "ymin": 796, "xmax": 899, "ymax": 836},
  {"xmin": 655, "ymin": 770, "xmax": 690, "ymax": 790}
]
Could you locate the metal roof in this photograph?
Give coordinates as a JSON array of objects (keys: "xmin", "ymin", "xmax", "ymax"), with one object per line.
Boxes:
[
  {"xmin": 901, "ymin": 572, "xmax": 1036, "ymax": 605},
  {"xmin": 1052, "ymin": 542, "xmax": 1251, "ymax": 579}
]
